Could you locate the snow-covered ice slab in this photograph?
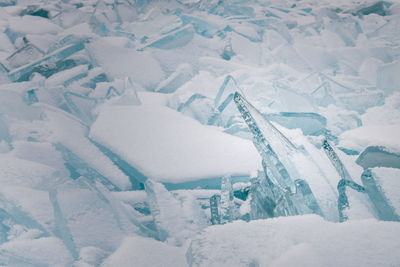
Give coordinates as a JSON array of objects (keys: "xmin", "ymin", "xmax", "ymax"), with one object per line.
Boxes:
[
  {"xmin": 363, "ymin": 167, "xmax": 400, "ymax": 220},
  {"xmin": 90, "ymin": 106, "xmax": 261, "ymax": 186},
  {"xmin": 187, "ymin": 215, "xmax": 400, "ymax": 267},
  {"xmin": 339, "ymin": 125, "xmax": 400, "ymax": 154}
]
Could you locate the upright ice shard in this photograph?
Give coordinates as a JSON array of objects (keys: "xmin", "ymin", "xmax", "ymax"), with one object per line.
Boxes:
[
  {"xmin": 322, "ymin": 139, "xmax": 352, "ymax": 181},
  {"xmin": 219, "ymin": 175, "xmax": 235, "ymax": 223},
  {"xmin": 234, "ymin": 92, "xmax": 327, "ymax": 219},
  {"xmin": 209, "ymin": 194, "xmax": 221, "ymax": 225},
  {"xmin": 233, "ymin": 91, "xmax": 296, "ymax": 192}
]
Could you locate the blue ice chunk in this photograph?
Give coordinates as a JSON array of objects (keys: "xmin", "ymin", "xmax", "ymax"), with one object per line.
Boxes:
[
  {"xmin": 233, "ymin": 92, "xmax": 296, "ymax": 192},
  {"xmin": 357, "ymin": 146, "xmax": 400, "ymax": 170},
  {"xmin": 323, "ymin": 139, "xmax": 353, "ymax": 181},
  {"xmin": 55, "ymin": 143, "xmax": 122, "ymax": 191},
  {"xmin": 90, "ymin": 140, "xmax": 144, "ymax": 190},
  {"xmin": 361, "ymin": 169, "xmax": 400, "ymax": 221},
  {"xmin": 265, "ymin": 112, "xmax": 327, "ymax": 136},
  {"xmin": 337, "ymin": 179, "xmax": 366, "ymax": 222},
  {"xmin": 20, "ymin": 5, "xmax": 50, "ymax": 18},
  {"xmin": 147, "ymin": 27, "xmax": 194, "ymax": 50},
  {"xmin": 9, "ymin": 41, "xmax": 86, "ymax": 82},
  {"xmin": 26, "ymin": 89, "xmax": 39, "ymax": 105},
  {"xmin": 233, "ymin": 185, "xmax": 250, "ymax": 201},
  {"xmin": 64, "ymin": 92, "xmax": 97, "ymax": 125},
  {"xmin": 352, "ymin": 1, "xmax": 392, "ymax": 16},
  {"xmin": 0, "ymin": 0, "xmax": 16, "ymax": 7}
]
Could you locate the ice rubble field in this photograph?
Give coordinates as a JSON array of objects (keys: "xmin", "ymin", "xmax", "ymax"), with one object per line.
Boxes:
[{"xmin": 0, "ymin": 0, "xmax": 400, "ymax": 266}]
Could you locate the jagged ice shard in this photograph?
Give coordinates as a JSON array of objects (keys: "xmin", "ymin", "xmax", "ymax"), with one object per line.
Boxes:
[{"xmin": 233, "ymin": 92, "xmax": 325, "ymax": 219}]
